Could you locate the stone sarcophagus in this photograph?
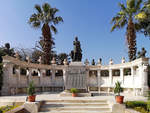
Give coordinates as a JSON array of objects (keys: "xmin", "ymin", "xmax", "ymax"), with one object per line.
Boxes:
[{"xmin": 65, "ymin": 62, "xmax": 87, "ymax": 90}]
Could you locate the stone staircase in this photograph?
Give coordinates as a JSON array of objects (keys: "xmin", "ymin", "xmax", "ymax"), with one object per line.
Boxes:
[{"xmin": 39, "ymin": 99, "xmax": 112, "ymax": 113}]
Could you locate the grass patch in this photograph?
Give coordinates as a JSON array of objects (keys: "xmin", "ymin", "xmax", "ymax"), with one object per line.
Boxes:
[
  {"xmin": 125, "ymin": 101, "xmax": 150, "ymax": 113},
  {"xmin": 0, "ymin": 105, "xmax": 20, "ymax": 113}
]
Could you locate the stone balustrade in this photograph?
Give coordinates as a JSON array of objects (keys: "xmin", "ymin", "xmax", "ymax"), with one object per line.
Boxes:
[{"xmin": 1, "ymin": 56, "xmax": 149, "ymax": 96}]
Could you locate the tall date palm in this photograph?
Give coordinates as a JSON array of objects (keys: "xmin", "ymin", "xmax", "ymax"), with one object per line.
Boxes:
[
  {"xmin": 111, "ymin": 0, "xmax": 143, "ymax": 61},
  {"xmin": 29, "ymin": 3, "xmax": 63, "ymax": 64}
]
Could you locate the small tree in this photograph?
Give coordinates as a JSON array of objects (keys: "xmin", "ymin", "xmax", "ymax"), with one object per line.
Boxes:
[
  {"xmin": 114, "ymin": 81, "xmax": 123, "ymax": 96},
  {"xmin": 70, "ymin": 88, "xmax": 78, "ymax": 93},
  {"xmin": 27, "ymin": 81, "xmax": 35, "ymax": 96}
]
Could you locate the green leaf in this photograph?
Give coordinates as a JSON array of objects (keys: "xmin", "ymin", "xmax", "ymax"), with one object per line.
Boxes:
[{"xmin": 35, "ymin": 4, "xmax": 42, "ymax": 13}]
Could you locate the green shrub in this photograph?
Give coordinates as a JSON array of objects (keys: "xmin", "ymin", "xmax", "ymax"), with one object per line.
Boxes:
[
  {"xmin": 70, "ymin": 88, "xmax": 78, "ymax": 93},
  {"xmin": 125, "ymin": 101, "xmax": 147, "ymax": 109},
  {"xmin": 134, "ymin": 107, "xmax": 148, "ymax": 113},
  {"xmin": 27, "ymin": 81, "xmax": 35, "ymax": 96},
  {"xmin": 114, "ymin": 81, "xmax": 123, "ymax": 96},
  {"xmin": 147, "ymin": 100, "xmax": 150, "ymax": 112}
]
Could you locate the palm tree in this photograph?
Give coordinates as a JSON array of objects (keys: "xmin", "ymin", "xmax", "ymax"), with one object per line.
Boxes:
[
  {"xmin": 135, "ymin": 0, "xmax": 150, "ymax": 37},
  {"xmin": 111, "ymin": 0, "xmax": 143, "ymax": 61},
  {"xmin": 29, "ymin": 3, "xmax": 63, "ymax": 64}
]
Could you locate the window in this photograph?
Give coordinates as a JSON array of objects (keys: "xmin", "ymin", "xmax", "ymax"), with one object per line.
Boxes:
[
  {"xmin": 46, "ymin": 70, "xmax": 52, "ymax": 76},
  {"xmin": 32, "ymin": 70, "xmax": 39, "ymax": 76},
  {"xmin": 20, "ymin": 68, "xmax": 27, "ymax": 75},
  {"xmin": 55, "ymin": 70, "xmax": 63, "ymax": 76},
  {"xmin": 89, "ymin": 70, "xmax": 97, "ymax": 77},
  {"xmin": 13, "ymin": 67, "xmax": 16, "ymax": 74},
  {"xmin": 124, "ymin": 68, "xmax": 131, "ymax": 76},
  {"xmin": 112, "ymin": 70, "xmax": 120, "ymax": 76},
  {"xmin": 101, "ymin": 70, "xmax": 109, "ymax": 77}
]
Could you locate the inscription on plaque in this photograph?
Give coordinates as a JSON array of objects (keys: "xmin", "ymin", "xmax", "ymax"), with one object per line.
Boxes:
[{"xmin": 65, "ymin": 66, "xmax": 87, "ymax": 90}]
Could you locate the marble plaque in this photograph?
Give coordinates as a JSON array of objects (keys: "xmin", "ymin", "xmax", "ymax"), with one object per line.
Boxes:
[{"xmin": 65, "ymin": 63, "xmax": 87, "ymax": 90}]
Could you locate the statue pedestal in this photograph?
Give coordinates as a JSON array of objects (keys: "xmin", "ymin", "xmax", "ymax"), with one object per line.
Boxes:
[
  {"xmin": 65, "ymin": 62, "xmax": 87, "ymax": 92},
  {"xmin": 60, "ymin": 91, "xmax": 91, "ymax": 97}
]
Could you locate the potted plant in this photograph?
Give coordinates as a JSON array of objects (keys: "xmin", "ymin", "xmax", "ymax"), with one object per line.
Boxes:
[
  {"xmin": 114, "ymin": 81, "xmax": 124, "ymax": 104},
  {"xmin": 70, "ymin": 88, "xmax": 78, "ymax": 97},
  {"xmin": 27, "ymin": 81, "xmax": 36, "ymax": 102}
]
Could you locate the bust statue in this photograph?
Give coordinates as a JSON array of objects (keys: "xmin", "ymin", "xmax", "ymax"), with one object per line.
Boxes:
[
  {"xmin": 141, "ymin": 47, "xmax": 146, "ymax": 58},
  {"xmin": 97, "ymin": 58, "xmax": 102, "ymax": 65},
  {"xmin": 109, "ymin": 58, "xmax": 113, "ymax": 65},
  {"xmin": 84, "ymin": 59, "xmax": 89, "ymax": 65},
  {"xmin": 91, "ymin": 59, "xmax": 95, "ymax": 65},
  {"xmin": 70, "ymin": 37, "xmax": 82, "ymax": 61},
  {"xmin": 137, "ymin": 47, "xmax": 147, "ymax": 59}
]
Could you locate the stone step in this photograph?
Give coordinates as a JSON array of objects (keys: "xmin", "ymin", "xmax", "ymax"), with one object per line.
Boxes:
[
  {"xmin": 45, "ymin": 100, "xmax": 107, "ymax": 103},
  {"xmin": 39, "ymin": 111, "xmax": 112, "ymax": 113},
  {"xmin": 43, "ymin": 102, "xmax": 109, "ymax": 107},
  {"xmin": 40, "ymin": 106, "xmax": 111, "ymax": 112},
  {"xmin": 39, "ymin": 99, "xmax": 112, "ymax": 113}
]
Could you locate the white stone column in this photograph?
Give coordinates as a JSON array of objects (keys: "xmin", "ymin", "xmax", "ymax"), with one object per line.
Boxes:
[
  {"xmin": 120, "ymin": 68, "xmax": 124, "ymax": 84},
  {"xmin": 97, "ymin": 70, "xmax": 101, "ymax": 93},
  {"xmin": 39, "ymin": 69, "xmax": 45, "ymax": 92},
  {"xmin": 1, "ymin": 62, "xmax": 13, "ymax": 95},
  {"xmin": 27, "ymin": 68, "xmax": 32, "ymax": 84},
  {"xmin": 16, "ymin": 66, "xmax": 21, "ymax": 89},
  {"xmin": 86, "ymin": 70, "xmax": 90, "ymax": 92},
  {"xmin": 131, "ymin": 67, "xmax": 135, "ymax": 85},
  {"xmin": 39, "ymin": 69, "xmax": 42, "ymax": 86},
  {"xmin": 131, "ymin": 66, "xmax": 136, "ymax": 95},
  {"xmin": 51, "ymin": 69, "xmax": 55, "ymax": 86},
  {"xmin": 139, "ymin": 63, "xmax": 149, "ymax": 96},
  {"xmin": 109, "ymin": 69, "xmax": 113, "ymax": 86},
  {"xmin": 63, "ymin": 69, "xmax": 67, "ymax": 90}
]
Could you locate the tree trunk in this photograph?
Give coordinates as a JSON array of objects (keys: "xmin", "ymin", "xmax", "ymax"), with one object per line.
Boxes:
[
  {"xmin": 126, "ymin": 19, "xmax": 137, "ymax": 61},
  {"xmin": 42, "ymin": 24, "xmax": 52, "ymax": 65}
]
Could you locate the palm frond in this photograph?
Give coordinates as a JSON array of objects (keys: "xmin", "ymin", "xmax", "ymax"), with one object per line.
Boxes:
[
  {"xmin": 52, "ymin": 8, "xmax": 59, "ymax": 15},
  {"xmin": 111, "ymin": 14, "xmax": 127, "ymax": 32},
  {"xmin": 32, "ymin": 21, "xmax": 41, "ymax": 28},
  {"xmin": 127, "ymin": 0, "xmax": 135, "ymax": 9},
  {"xmin": 118, "ymin": 3, "xmax": 127, "ymax": 13},
  {"xmin": 35, "ymin": 4, "xmax": 42, "ymax": 13},
  {"xmin": 111, "ymin": 24, "xmax": 119, "ymax": 32},
  {"xmin": 120, "ymin": 19, "xmax": 127, "ymax": 28},
  {"xmin": 29, "ymin": 14, "xmax": 38, "ymax": 23},
  {"xmin": 42, "ymin": 3, "xmax": 51, "ymax": 13},
  {"xmin": 53, "ymin": 16, "xmax": 64, "ymax": 25},
  {"xmin": 51, "ymin": 25, "xmax": 58, "ymax": 34},
  {"xmin": 134, "ymin": 23, "xmax": 142, "ymax": 31},
  {"xmin": 135, "ymin": 0, "xmax": 142, "ymax": 10},
  {"xmin": 111, "ymin": 15, "xmax": 120, "ymax": 24}
]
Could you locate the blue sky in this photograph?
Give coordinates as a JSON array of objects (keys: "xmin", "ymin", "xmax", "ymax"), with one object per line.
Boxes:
[{"xmin": 0, "ymin": 0, "xmax": 150, "ymax": 65}]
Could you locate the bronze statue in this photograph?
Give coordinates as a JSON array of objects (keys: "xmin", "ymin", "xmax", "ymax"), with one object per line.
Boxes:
[
  {"xmin": 92, "ymin": 59, "xmax": 95, "ymax": 65},
  {"xmin": 70, "ymin": 37, "xmax": 82, "ymax": 61},
  {"xmin": 141, "ymin": 47, "xmax": 147, "ymax": 57},
  {"xmin": 137, "ymin": 47, "xmax": 147, "ymax": 58}
]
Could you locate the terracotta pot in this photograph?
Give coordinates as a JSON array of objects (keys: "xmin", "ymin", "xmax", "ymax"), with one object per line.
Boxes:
[
  {"xmin": 115, "ymin": 95, "xmax": 124, "ymax": 104},
  {"xmin": 28, "ymin": 95, "xmax": 36, "ymax": 102},
  {"xmin": 72, "ymin": 93, "xmax": 77, "ymax": 97}
]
